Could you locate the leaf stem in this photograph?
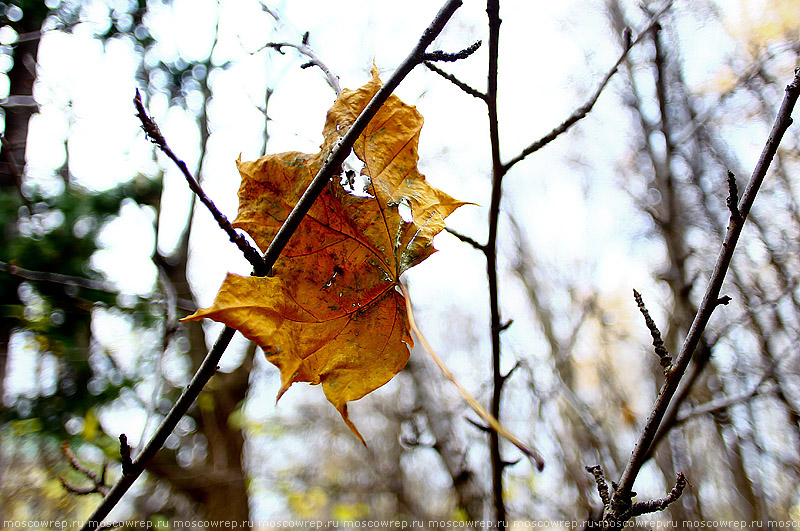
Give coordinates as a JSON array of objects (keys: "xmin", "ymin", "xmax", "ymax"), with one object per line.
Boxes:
[{"xmin": 399, "ymin": 283, "xmax": 544, "ymax": 470}]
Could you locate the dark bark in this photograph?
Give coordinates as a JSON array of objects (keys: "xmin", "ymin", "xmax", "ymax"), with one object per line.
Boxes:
[{"xmin": 0, "ymin": 4, "xmax": 45, "ymax": 445}]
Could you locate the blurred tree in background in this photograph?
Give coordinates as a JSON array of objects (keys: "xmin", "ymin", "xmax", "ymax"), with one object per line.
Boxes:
[
  {"xmin": 0, "ymin": 0, "xmax": 253, "ymax": 521},
  {"xmin": 1, "ymin": 0, "xmax": 799, "ymax": 527}
]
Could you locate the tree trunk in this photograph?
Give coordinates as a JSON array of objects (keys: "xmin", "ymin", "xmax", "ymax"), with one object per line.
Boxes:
[{"xmin": 0, "ymin": 7, "xmax": 44, "ymax": 425}]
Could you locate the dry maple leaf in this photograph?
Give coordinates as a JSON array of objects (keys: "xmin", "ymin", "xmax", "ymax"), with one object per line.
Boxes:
[{"xmin": 184, "ymin": 67, "xmax": 468, "ymax": 442}]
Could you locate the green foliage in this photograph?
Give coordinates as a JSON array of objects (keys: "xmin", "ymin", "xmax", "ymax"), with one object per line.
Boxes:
[
  {"xmin": 1, "ymin": 177, "xmax": 161, "ymax": 437},
  {"xmin": 1, "ymin": 1, "xmax": 52, "ymax": 31}
]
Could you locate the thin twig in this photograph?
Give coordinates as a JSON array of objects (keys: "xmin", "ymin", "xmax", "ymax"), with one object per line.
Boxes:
[
  {"xmin": 257, "ymin": 2, "xmax": 342, "ymax": 96},
  {"xmin": 633, "ymin": 289, "xmax": 672, "ymax": 369},
  {"xmin": 423, "ymin": 40, "xmax": 482, "ymax": 62},
  {"xmin": 627, "ymin": 473, "xmax": 687, "ymax": 518},
  {"xmin": 264, "ymin": 41, "xmax": 341, "ymax": 96},
  {"xmin": 60, "ymin": 442, "xmax": 109, "ymax": 496},
  {"xmin": 503, "ymin": 0, "xmax": 675, "ymax": 172},
  {"xmin": 1, "ymin": 260, "xmax": 114, "ymax": 293},
  {"xmin": 465, "ymin": 417, "xmax": 493, "ymax": 433},
  {"xmin": 80, "ymin": 2, "xmax": 464, "ymax": 527},
  {"xmin": 445, "ymin": 226, "xmax": 486, "ymax": 251},
  {"xmin": 258, "ymin": 1, "xmax": 279, "ymax": 21},
  {"xmin": 604, "ymin": 67, "xmax": 800, "ymax": 526},
  {"xmin": 424, "ymin": 62, "xmax": 487, "ymax": 100},
  {"xmin": 134, "ymin": 91, "xmax": 268, "ymax": 276},
  {"xmin": 675, "ymin": 381, "xmax": 770, "ymax": 424},
  {"xmin": 586, "ymin": 465, "xmax": 611, "ymax": 507},
  {"xmin": 0, "ymin": 260, "xmax": 196, "ymax": 312}
]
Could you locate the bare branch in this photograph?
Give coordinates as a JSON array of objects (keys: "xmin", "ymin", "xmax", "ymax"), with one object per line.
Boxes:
[
  {"xmin": 134, "ymin": 91, "xmax": 268, "ymax": 276},
  {"xmin": 633, "ymin": 289, "xmax": 672, "ymax": 370},
  {"xmin": 503, "ymin": 0, "xmax": 675, "ymax": 172},
  {"xmin": 264, "ymin": 40, "xmax": 341, "ymax": 96},
  {"xmin": 424, "ymin": 61, "xmax": 487, "ymax": 101},
  {"xmin": 80, "ymin": 326, "xmax": 237, "ymax": 529},
  {"xmin": 603, "ymin": 67, "xmax": 800, "ymax": 526}
]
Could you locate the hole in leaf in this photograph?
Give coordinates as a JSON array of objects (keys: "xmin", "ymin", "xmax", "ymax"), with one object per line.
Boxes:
[
  {"xmin": 398, "ymin": 201, "xmax": 413, "ymax": 223},
  {"xmin": 339, "ymin": 151, "xmax": 372, "ymax": 197}
]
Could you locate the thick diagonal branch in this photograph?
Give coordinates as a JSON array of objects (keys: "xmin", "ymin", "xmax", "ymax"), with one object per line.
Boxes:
[{"xmin": 79, "ymin": 2, "xmax": 464, "ymax": 528}]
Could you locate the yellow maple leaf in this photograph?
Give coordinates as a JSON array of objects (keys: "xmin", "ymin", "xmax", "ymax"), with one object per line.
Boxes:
[{"xmin": 184, "ymin": 67, "xmax": 468, "ymax": 442}]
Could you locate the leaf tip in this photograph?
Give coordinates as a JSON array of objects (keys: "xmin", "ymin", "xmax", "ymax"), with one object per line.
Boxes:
[
  {"xmin": 369, "ymin": 62, "xmax": 381, "ymax": 83},
  {"xmin": 179, "ymin": 310, "xmax": 204, "ymax": 323},
  {"xmin": 339, "ymin": 404, "xmax": 367, "ymax": 447}
]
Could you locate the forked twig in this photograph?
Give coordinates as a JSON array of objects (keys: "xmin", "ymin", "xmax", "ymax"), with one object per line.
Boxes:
[
  {"xmin": 258, "ymin": 2, "xmax": 341, "ymax": 96},
  {"xmin": 587, "ymin": 465, "xmax": 686, "ymax": 522},
  {"xmin": 60, "ymin": 442, "xmax": 110, "ymax": 497},
  {"xmin": 264, "ymin": 40, "xmax": 342, "ymax": 96}
]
